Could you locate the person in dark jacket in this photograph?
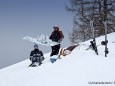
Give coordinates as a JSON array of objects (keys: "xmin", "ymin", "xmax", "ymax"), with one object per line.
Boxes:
[
  {"xmin": 29, "ymin": 44, "xmax": 44, "ymax": 66},
  {"xmin": 49, "ymin": 25, "xmax": 64, "ymax": 56}
]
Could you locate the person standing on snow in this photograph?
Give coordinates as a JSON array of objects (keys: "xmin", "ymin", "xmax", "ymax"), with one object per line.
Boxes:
[
  {"xmin": 29, "ymin": 44, "xmax": 44, "ymax": 67},
  {"xmin": 49, "ymin": 25, "xmax": 64, "ymax": 56}
]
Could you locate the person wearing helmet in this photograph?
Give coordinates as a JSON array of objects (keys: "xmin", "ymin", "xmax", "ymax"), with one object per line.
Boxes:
[
  {"xmin": 49, "ymin": 25, "xmax": 64, "ymax": 56},
  {"xmin": 29, "ymin": 44, "xmax": 44, "ymax": 67}
]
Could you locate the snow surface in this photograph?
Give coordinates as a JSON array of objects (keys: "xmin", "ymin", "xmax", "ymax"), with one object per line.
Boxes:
[{"xmin": 0, "ymin": 32, "xmax": 115, "ymax": 86}]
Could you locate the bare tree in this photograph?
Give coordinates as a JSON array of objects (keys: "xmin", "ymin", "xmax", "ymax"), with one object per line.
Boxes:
[{"xmin": 66, "ymin": 0, "xmax": 115, "ymax": 44}]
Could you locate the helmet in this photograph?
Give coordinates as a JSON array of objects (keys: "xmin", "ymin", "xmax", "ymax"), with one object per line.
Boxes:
[{"xmin": 34, "ymin": 44, "xmax": 38, "ymax": 49}]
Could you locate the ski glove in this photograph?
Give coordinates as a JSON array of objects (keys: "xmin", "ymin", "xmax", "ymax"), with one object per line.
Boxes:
[{"xmin": 30, "ymin": 56, "xmax": 33, "ymax": 61}]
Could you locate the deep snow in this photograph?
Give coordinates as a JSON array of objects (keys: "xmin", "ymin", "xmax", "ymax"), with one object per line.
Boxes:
[{"xmin": 0, "ymin": 32, "xmax": 115, "ymax": 86}]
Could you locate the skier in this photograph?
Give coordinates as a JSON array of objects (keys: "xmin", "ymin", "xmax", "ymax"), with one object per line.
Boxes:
[
  {"xmin": 29, "ymin": 44, "xmax": 44, "ymax": 67},
  {"xmin": 49, "ymin": 25, "xmax": 64, "ymax": 56}
]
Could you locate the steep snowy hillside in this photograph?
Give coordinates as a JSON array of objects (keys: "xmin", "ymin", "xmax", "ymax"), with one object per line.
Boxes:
[{"xmin": 0, "ymin": 32, "xmax": 115, "ymax": 86}]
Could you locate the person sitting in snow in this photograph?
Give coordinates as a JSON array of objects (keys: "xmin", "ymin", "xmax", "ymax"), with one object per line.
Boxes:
[
  {"xmin": 49, "ymin": 25, "xmax": 64, "ymax": 56},
  {"xmin": 29, "ymin": 44, "xmax": 44, "ymax": 67}
]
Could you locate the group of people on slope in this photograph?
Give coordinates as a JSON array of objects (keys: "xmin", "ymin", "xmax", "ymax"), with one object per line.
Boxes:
[{"xmin": 29, "ymin": 25, "xmax": 64, "ymax": 66}]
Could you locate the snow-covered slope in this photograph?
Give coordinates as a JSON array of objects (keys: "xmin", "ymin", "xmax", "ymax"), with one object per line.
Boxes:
[{"xmin": 0, "ymin": 32, "xmax": 115, "ymax": 86}]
